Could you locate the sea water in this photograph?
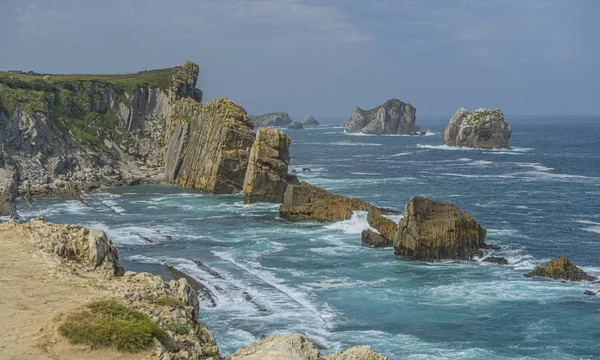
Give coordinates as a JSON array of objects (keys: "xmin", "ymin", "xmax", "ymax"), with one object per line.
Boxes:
[{"xmin": 16, "ymin": 116, "xmax": 600, "ymax": 359}]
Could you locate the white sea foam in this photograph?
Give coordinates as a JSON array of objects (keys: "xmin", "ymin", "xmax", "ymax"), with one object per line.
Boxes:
[
  {"xmin": 467, "ymin": 160, "xmax": 494, "ymax": 166},
  {"xmin": 575, "ymin": 220, "xmax": 600, "ymax": 234},
  {"xmin": 390, "ymin": 152, "xmax": 412, "ymax": 157},
  {"xmin": 351, "ymin": 172, "xmax": 381, "ymax": 176},
  {"xmin": 323, "ymin": 211, "xmax": 372, "ymax": 235},
  {"xmin": 417, "ymin": 144, "xmax": 534, "ymax": 153},
  {"xmin": 330, "ymin": 141, "xmax": 383, "ymax": 146}
]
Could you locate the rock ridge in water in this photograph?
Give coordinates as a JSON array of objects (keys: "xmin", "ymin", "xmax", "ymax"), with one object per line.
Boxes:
[
  {"xmin": 165, "ymin": 97, "xmax": 255, "ymax": 193},
  {"xmin": 287, "ymin": 120, "xmax": 304, "ymax": 129},
  {"xmin": 524, "ymin": 256, "xmax": 596, "ymax": 281},
  {"xmin": 443, "ymin": 108, "xmax": 512, "ymax": 149},
  {"xmin": 300, "ymin": 115, "xmax": 320, "ymax": 127},
  {"xmin": 243, "ymin": 128, "xmax": 292, "ymax": 203},
  {"xmin": 251, "ymin": 112, "xmax": 293, "ymax": 127},
  {"xmin": 393, "ymin": 196, "xmax": 487, "ymax": 261},
  {"xmin": 344, "ymin": 99, "xmax": 419, "ymax": 135}
]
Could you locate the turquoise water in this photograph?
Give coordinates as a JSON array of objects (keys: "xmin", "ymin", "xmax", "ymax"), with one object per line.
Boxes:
[{"xmin": 16, "ymin": 116, "xmax": 600, "ymax": 359}]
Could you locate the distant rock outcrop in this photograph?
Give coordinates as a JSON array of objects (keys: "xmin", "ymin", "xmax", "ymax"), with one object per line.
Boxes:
[
  {"xmin": 165, "ymin": 98, "xmax": 255, "ymax": 193},
  {"xmin": 279, "ymin": 181, "xmax": 374, "ymax": 222},
  {"xmin": 287, "ymin": 120, "xmax": 304, "ymax": 130},
  {"xmin": 344, "ymin": 99, "xmax": 418, "ymax": 135},
  {"xmin": 393, "ymin": 196, "xmax": 487, "ymax": 261},
  {"xmin": 301, "ymin": 115, "xmax": 320, "ymax": 127},
  {"xmin": 443, "ymin": 108, "xmax": 512, "ymax": 149},
  {"xmin": 524, "ymin": 256, "xmax": 596, "ymax": 281},
  {"xmin": 243, "ymin": 128, "xmax": 292, "ymax": 204},
  {"xmin": 251, "ymin": 112, "xmax": 293, "ymax": 127}
]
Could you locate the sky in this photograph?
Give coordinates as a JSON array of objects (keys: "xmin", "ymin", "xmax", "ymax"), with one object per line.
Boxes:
[{"xmin": 1, "ymin": 0, "xmax": 599, "ymax": 119}]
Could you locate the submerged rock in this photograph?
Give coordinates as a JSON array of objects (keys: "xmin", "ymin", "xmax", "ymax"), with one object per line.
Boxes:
[
  {"xmin": 301, "ymin": 115, "xmax": 320, "ymax": 127},
  {"xmin": 482, "ymin": 256, "xmax": 509, "ymax": 265},
  {"xmin": 243, "ymin": 128, "xmax": 292, "ymax": 204},
  {"xmin": 279, "ymin": 181, "xmax": 373, "ymax": 222},
  {"xmin": 344, "ymin": 99, "xmax": 418, "ymax": 135},
  {"xmin": 165, "ymin": 98, "xmax": 255, "ymax": 193},
  {"xmin": 443, "ymin": 108, "xmax": 512, "ymax": 149},
  {"xmin": 361, "ymin": 229, "xmax": 392, "ymax": 248},
  {"xmin": 251, "ymin": 112, "xmax": 293, "ymax": 127},
  {"xmin": 287, "ymin": 120, "xmax": 304, "ymax": 130},
  {"xmin": 584, "ymin": 290, "xmax": 597, "ymax": 296},
  {"xmin": 393, "ymin": 196, "xmax": 487, "ymax": 261},
  {"xmin": 524, "ymin": 256, "xmax": 596, "ymax": 281}
]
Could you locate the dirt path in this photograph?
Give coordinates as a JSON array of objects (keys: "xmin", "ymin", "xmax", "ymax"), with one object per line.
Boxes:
[{"xmin": 0, "ymin": 225, "xmax": 152, "ymax": 360}]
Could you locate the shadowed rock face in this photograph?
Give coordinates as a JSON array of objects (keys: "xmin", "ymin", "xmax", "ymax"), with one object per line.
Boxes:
[
  {"xmin": 367, "ymin": 208, "xmax": 397, "ymax": 241},
  {"xmin": 443, "ymin": 108, "xmax": 512, "ymax": 149},
  {"xmin": 287, "ymin": 120, "xmax": 304, "ymax": 130},
  {"xmin": 361, "ymin": 229, "xmax": 392, "ymax": 248},
  {"xmin": 344, "ymin": 99, "xmax": 418, "ymax": 135},
  {"xmin": 165, "ymin": 98, "xmax": 256, "ymax": 194},
  {"xmin": 251, "ymin": 112, "xmax": 293, "ymax": 127},
  {"xmin": 300, "ymin": 115, "xmax": 320, "ymax": 127},
  {"xmin": 279, "ymin": 181, "xmax": 374, "ymax": 222},
  {"xmin": 393, "ymin": 196, "xmax": 486, "ymax": 261},
  {"xmin": 525, "ymin": 256, "xmax": 597, "ymax": 281},
  {"xmin": 243, "ymin": 128, "xmax": 291, "ymax": 204},
  {"xmin": 0, "ymin": 148, "xmax": 17, "ymax": 217}
]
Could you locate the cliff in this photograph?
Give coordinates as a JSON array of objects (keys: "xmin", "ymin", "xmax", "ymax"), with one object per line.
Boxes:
[
  {"xmin": 344, "ymin": 99, "xmax": 419, "ymax": 135},
  {"xmin": 0, "ymin": 61, "xmax": 202, "ymax": 197},
  {"xmin": 443, "ymin": 108, "xmax": 512, "ymax": 149}
]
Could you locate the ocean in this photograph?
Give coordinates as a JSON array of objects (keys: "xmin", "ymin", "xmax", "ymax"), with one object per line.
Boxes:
[{"xmin": 16, "ymin": 115, "xmax": 600, "ymax": 359}]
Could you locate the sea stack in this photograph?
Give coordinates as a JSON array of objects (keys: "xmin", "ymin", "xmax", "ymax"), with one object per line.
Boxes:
[
  {"xmin": 443, "ymin": 108, "xmax": 512, "ymax": 149},
  {"xmin": 344, "ymin": 99, "xmax": 419, "ymax": 135},
  {"xmin": 393, "ymin": 196, "xmax": 487, "ymax": 261},
  {"xmin": 251, "ymin": 112, "xmax": 293, "ymax": 127},
  {"xmin": 287, "ymin": 120, "xmax": 304, "ymax": 130},
  {"xmin": 301, "ymin": 115, "xmax": 320, "ymax": 127},
  {"xmin": 524, "ymin": 256, "xmax": 596, "ymax": 281}
]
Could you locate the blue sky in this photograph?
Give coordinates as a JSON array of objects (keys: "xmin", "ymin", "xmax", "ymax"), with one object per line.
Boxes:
[{"xmin": 1, "ymin": 0, "xmax": 598, "ymax": 118}]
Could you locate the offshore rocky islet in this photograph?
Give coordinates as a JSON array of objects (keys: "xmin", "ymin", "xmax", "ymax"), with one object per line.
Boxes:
[{"xmin": 0, "ymin": 61, "xmax": 592, "ymax": 358}]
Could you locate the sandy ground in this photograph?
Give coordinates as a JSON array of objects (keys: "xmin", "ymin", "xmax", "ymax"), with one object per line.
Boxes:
[{"xmin": 0, "ymin": 225, "xmax": 153, "ymax": 360}]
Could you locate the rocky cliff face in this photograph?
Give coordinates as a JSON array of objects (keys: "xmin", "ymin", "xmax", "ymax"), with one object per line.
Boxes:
[
  {"xmin": 0, "ymin": 145, "xmax": 18, "ymax": 217},
  {"xmin": 393, "ymin": 196, "xmax": 487, "ymax": 261},
  {"xmin": 165, "ymin": 98, "xmax": 256, "ymax": 194},
  {"xmin": 279, "ymin": 181, "xmax": 374, "ymax": 222},
  {"xmin": 0, "ymin": 61, "xmax": 201, "ymax": 197},
  {"xmin": 250, "ymin": 112, "xmax": 293, "ymax": 127},
  {"xmin": 243, "ymin": 128, "xmax": 292, "ymax": 203},
  {"xmin": 443, "ymin": 108, "xmax": 512, "ymax": 149},
  {"xmin": 344, "ymin": 99, "xmax": 419, "ymax": 135}
]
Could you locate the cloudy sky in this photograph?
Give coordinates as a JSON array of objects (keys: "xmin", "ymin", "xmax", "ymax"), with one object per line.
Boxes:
[{"xmin": 1, "ymin": 0, "xmax": 598, "ymax": 118}]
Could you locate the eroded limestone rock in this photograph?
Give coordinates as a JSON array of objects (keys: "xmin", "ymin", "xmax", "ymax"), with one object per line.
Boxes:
[
  {"xmin": 443, "ymin": 108, "xmax": 512, "ymax": 149},
  {"xmin": 524, "ymin": 256, "xmax": 596, "ymax": 281},
  {"xmin": 344, "ymin": 99, "xmax": 418, "ymax": 135}
]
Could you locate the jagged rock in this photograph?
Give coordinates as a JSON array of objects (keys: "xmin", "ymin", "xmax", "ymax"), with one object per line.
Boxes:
[
  {"xmin": 443, "ymin": 108, "xmax": 512, "ymax": 149},
  {"xmin": 243, "ymin": 128, "xmax": 292, "ymax": 203},
  {"xmin": 393, "ymin": 196, "xmax": 487, "ymax": 261},
  {"xmin": 325, "ymin": 346, "xmax": 388, "ymax": 360},
  {"xmin": 300, "ymin": 115, "xmax": 320, "ymax": 127},
  {"xmin": 287, "ymin": 120, "xmax": 304, "ymax": 130},
  {"xmin": 279, "ymin": 182, "xmax": 373, "ymax": 222},
  {"xmin": 524, "ymin": 256, "xmax": 596, "ymax": 281},
  {"xmin": 226, "ymin": 333, "xmax": 321, "ymax": 360},
  {"xmin": 584, "ymin": 290, "xmax": 597, "ymax": 296},
  {"xmin": 170, "ymin": 60, "xmax": 201, "ymax": 103},
  {"xmin": 164, "ymin": 264, "xmax": 217, "ymax": 308},
  {"xmin": 344, "ymin": 99, "xmax": 418, "ymax": 135},
  {"xmin": 361, "ymin": 229, "xmax": 392, "ymax": 248},
  {"xmin": 367, "ymin": 208, "xmax": 397, "ymax": 241},
  {"xmin": 0, "ymin": 149, "xmax": 18, "ymax": 217},
  {"xmin": 165, "ymin": 98, "xmax": 255, "ymax": 193},
  {"xmin": 251, "ymin": 112, "xmax": 293, "ymax": 127},
  {"xmin": 482, "ymin": 256, "xmax": 509, "ymax": 265}
]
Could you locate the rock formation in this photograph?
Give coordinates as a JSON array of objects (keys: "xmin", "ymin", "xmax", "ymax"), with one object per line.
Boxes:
[
  {"xmin": 344, "ymin": 99, "xmax": 419, "ymax": 135},
  {"xmin": 393, "ymin": 196, "xmax": 487, "ymax": 261},
  {"xmin": 251, "ymin": 112, "xmax": 293, "ymax": 127},
  {"xmin": 0, "ymin": 61, "xmax": 202, "ymax": 198},
  {"xmin": 0, "ymin": 146, "xmax": 17, "ymax": 217},
  {"xmin": 524, "ymin": 256, "xmax": 596, "ymax": 281},
  {"xmin": 165, "ymin": 98, "xmax": 255, "ymax": 193},
  {"xmin": 367, "ymin": 208, "xmax": 397, "ymax": 241},
  {"xmin": 287, "ymin": 120, "xmax": 304, "ymax": 130},
  {"xmin": 226, "ymin": 333, "xmax": 387, "ymax": 360},
  {"xmin": 362, "ymin": 229, "xmax": 392, "ymax": 248},
  {"xmin": 483, "ymin": 256, "xmax": 509, "ymax": 265},
  {"xmin": 443, "ymin": 108, "xmax": 512, "ymax": 149},
  {"xmin": 243, "ymin": 128, "xmax": 292, "ymax": 203},
  {"xmin": 300, "ymin": 115, "xmax": 320, "ymax": 127},
  {"xmin": 279, "ymin": 181, "xmax": 374, "ymax": 222}
]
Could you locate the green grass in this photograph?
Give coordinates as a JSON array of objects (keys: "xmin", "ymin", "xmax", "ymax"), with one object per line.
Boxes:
[
  {"xmin": 166, "ymin": 323, "xmax": 190, "ymax": 335},
  {"xmin": 464, "ymin": 108, "xmax": 502, "ymax": 125},
  {"xmin": 147, "ymin": 294, "xmax": 184, "ymax": 308},
  {"xmin": 59, "ymin": 300, "xmax": 168, "ymax": 353}
]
